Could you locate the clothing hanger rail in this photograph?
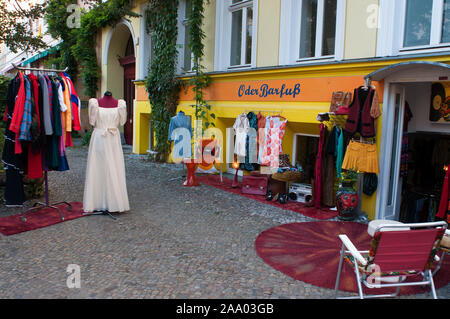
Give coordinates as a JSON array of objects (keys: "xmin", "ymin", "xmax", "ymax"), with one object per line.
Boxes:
[
  {"xmin": 11, "ymin": 62, "xmax": 68, "ymax": 73},
  {"xmin": 244, "ymin": 109, "xmax": 283, "ymax": 116},
  {"xmin": 12, "ymin": 62, "xmax": 72, "ymax": 222}
]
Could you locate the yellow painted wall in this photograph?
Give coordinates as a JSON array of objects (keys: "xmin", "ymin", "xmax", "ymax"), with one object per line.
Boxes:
[
  {"xmin": 134, "ymin": 99, "xmax": 151, "ymax": 154},
  {"xmin": 344, "ymin": 0, "xmax": 379, "ymax": 60},
  {"xmin": 203, "ymin": 0, "xmax": 216, "ymax": 72},
  {"xmin": 256, "ymin": 0, "xmax": 281, "ymax": 68}
]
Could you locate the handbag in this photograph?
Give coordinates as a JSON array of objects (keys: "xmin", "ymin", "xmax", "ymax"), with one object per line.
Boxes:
[
  {"xmin": 279, "ymin": 154, "xmax": 292, "ymax": 168},
  {"xmin": 330, "ymin": 91, "xmax": 352, "ymax": 113},
  {"xmin": 241, "ymin": 175, "xmax": 268, "ymax": 196}
]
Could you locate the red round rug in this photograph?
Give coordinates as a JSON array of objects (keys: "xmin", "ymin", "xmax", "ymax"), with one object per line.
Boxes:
[{"xmin": 255, "ymin": 221, "xmax": 450, "ymax": 296}]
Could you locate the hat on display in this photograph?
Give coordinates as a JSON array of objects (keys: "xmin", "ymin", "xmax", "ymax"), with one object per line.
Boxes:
[{"xmin": 335, "ymin": 106, "xmax": 349, "ymax": 115}]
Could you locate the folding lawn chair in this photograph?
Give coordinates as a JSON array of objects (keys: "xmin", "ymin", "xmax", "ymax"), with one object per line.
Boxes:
[
  {"xmin": 433, "ymin": 229, "xmax": 450, "ymax": 276},
  {"xmin": 334, "ymin": 221, "xmax": 447, "ymax": 299}
]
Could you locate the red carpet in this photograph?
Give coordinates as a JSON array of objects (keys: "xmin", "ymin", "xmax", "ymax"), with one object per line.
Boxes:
[
  {"xmin": 198, "ymin": 175, "xmax": 337, "ymax": 220},
  {"xmin": 255, "ymin": 221, "xmax": 450, "ymax": 296},
  {"xmin": 0, "ymin": 202, "xmax": 85, "ymax": 236}
]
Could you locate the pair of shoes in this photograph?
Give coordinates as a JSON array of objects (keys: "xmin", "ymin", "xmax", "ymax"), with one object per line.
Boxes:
[
  {"xmin": 266, "ymin": 191, "xmax": 273, "ymax": 201},
  {"xmin": 279, "ymin": 193, "xmax": 287, "ymax": 204}
]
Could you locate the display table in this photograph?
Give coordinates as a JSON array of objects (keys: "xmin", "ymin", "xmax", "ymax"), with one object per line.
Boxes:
[
  {"xmin": 271, "ymin": 171, "xmax": 303, "ymax": 194},
  {"xmin": 367, "ymin": 219, "xmax": 408, "ymax": 236}
]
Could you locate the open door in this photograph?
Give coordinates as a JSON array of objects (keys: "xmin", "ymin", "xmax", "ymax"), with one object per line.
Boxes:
[
  {"xmin": 119, "ymin": 55, "xmax": 135, "ymax": 146},
  {"xmin": 379, "ymin": 84, "xmax": 406, "ymax": 220}
]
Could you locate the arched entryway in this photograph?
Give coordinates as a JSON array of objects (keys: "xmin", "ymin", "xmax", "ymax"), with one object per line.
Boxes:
[{"xmin": 104, "ymin": 21, "xmax": 136, "ymax": 145}]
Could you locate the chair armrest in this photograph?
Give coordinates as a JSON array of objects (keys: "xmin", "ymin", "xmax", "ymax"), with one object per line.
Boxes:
[{"xmin": 338, "ymin": 234, "xmax": 367, "ymax": 266}]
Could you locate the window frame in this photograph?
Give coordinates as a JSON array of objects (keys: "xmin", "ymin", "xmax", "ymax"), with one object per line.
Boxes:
[
  {"xmin": 177, "ymin": 0, "xmax": 194, "ymax": 75},
  {"xmin": 215, "ymin": 0, "xmax": 258, "ymax": 72},
  {"xmin": 377, "ymin": 0, "xmax": 450, "ymax": 57},
  {"xmin": 399, "ymin": 0, "xmax": 450, "ymax": 52},
  {"xmin": 138, "ymin": 3, "xmax": 154, "ymax": 79},
  {"xmin": 279, "ymin": 0, "xmax": 346, "ymax": 66}
]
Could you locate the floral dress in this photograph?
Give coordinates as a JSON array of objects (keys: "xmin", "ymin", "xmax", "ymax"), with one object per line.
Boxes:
[{"xmin": 260, "ymin": 116, "xmax": 288, "ymax": 168}]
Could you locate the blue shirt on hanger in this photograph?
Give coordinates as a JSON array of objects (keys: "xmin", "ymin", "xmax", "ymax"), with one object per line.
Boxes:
[{"xmin": 168, "ymin": 111, "xmax": 193, "ymax": 158}]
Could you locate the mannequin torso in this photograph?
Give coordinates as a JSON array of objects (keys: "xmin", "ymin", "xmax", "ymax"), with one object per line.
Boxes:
[{"xmin": 98, "ymin": 92, "xmax": 118, "ymax": 108}]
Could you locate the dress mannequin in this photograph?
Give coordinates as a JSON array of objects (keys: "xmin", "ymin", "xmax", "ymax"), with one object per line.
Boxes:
[
  {"xmin": 83, "ymin": 91, "xmax": 128, "ymax": 220},
  {"xmin": 97, "ymin": 91, "xmax": 118, "ymax": 108}
]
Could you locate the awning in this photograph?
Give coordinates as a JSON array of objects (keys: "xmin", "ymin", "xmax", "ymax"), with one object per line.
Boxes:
[
  {"xmin": 365, "ymin": 61, "xmax": 450, "ymax": 82},
  {"xmin": 20, "ymin": 44, "xmax": 61, "ymax": 66}
]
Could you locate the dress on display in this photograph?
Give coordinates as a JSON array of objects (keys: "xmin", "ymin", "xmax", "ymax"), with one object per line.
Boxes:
[
  {"xmin": 83, "ymin": 98, "xmax": 130, "ymax": 213},
  {"xmin": 233, "ymin": 113, "xmax": 250, "ymax": 157},
  {"xmin": 260, "ymin": 116, "xmax": 288, "ymax": 168}
]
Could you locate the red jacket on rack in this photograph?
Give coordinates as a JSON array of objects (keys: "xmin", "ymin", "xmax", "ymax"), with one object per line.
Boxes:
[
  {"xmin": 26, "ymin": 73, "xmax": 43, "ymax": 179},
  {"xmin": 9, "ymin": 72, "xmax": 24, "ymax": 154}
]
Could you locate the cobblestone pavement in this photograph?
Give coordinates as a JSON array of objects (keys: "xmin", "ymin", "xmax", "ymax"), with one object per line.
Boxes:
[{"xmin": 0, "ymin": 142, "xmax": 448, "ymax": 299}]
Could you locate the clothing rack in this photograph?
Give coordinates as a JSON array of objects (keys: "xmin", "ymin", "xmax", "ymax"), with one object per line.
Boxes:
[
  {"xmin": 11, "ymin": 63, "xmax": 71, "ymax": 222},
  {"xmin": 244, "ymin": 109, "xmax": 284, "ymax": 117}
]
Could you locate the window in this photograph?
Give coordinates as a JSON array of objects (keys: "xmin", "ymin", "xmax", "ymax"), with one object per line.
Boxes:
[
  {"xmin": 279, "ymin": 0, "xmax": 345, "ymax": 65},
  {"xmin": 215, "ymin": 0, "xmax": 257, "ymax": 71},
  {"xmin": 229, "ymin": 0, "xmax": 253, "ymax": 67},
  {"xmin": 299, "ymin": 0, "xmax": 337, "ymax": 59},
  {"xmin": 402, "ymin": 0, "xmax": 450, "ymax": 49},
  {"xmin": 182, "ymin": 0, "xmax": 193, "ymax": 72},
  {"xmin": 139, "ymin": 2, "xmax": 154, "ymax": 79},
  {"xmin": 176, "ymin": 0, "xmax": 193, "ymax": 74}
]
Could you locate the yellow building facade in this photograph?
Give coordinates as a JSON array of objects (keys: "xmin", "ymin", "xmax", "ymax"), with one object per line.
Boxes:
[{"xmin": 100, "ymin": 0, "xmax": 450, "ymax": 221}]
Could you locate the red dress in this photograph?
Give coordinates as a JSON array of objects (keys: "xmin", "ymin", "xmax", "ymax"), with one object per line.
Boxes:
[
  {"xmin": 314, "ymin": 124, "xmax": 325, "ymax": 208},
  {"xmin": 437, "ymin": 167, "xmax": 449, "ymax": 220}
]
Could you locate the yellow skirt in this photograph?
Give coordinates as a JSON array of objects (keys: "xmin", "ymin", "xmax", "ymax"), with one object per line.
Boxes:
[{"xmin": 342, "ymin": 140, "xmax": 379, "ymax": 174}]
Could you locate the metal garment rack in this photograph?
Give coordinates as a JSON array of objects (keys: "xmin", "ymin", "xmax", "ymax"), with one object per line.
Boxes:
[
  {"xmin": 243, "ymin": 109, "xmax": 284, "ymax": 117},
  {"xmin": 11, "ymin": 63, "xmax": 71, "ymax": 222}
]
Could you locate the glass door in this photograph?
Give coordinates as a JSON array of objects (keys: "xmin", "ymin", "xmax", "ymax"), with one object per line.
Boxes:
[{"xmin": 380, "ymin": 84, "xmax": 405, "ymax": 220}]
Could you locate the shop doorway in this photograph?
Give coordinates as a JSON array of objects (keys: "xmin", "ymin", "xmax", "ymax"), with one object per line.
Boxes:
[
  {"xmin": 292, "ymin": 133, "xmax": 319, "ymax": 185},
  {"xmin": 119, "ymin": 36, "xmax": 135, "ymax": 145},
  {"xmin": 373, "ymin": 62, "xmax": 450, "ymax": 221},
  {"xmin": 104, "ymin": 21, "xmax": 136, "ymax": 146}
]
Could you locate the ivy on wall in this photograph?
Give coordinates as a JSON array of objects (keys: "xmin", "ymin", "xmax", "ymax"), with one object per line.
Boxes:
[
  {"xmin": 145, "ymin": 0, "xmax": 182, "ymax": 161},
  {"xmin": 45, "ymin": 0, "xmax": 82, "ymax": 80},
  {"xmin": 46, "ymin": 0, "xmax": 138, "ymax": 97},
  {"xmin": 145, "ymin": 0, "xmax": 214, "ymax": 161},
  {"xmin": 187, "ymin": 0, "xmax": 214, "ymax": 129}
]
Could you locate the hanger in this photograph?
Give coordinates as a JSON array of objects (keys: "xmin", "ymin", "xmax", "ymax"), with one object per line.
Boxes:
[
  {"xmin": 363, "ymin": 77, "xmax": 371, "ymax": 90},
  {"xmin": 270, "ymin": 114, "xmax": 287, "ymax": 120}
]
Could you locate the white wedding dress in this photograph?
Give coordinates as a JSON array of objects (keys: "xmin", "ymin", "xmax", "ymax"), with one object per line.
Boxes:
[{"xmin": 83, "ymin": 98, "xmax": 130, "ymax": 213}]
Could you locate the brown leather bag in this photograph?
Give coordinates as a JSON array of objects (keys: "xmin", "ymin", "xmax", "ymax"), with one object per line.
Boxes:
[
  {"xmin": 241, "ymin": 176, "xmax": 269, "ymax": 196},
  {"xmin": 330, "ymin": 91, "xmax": 352, "ymax": 112}
]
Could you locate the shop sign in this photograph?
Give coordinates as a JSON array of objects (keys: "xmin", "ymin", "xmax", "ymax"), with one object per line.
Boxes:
[{"xmin": 238, "ymin": 82, "xmax": 301, "ymax": 99}]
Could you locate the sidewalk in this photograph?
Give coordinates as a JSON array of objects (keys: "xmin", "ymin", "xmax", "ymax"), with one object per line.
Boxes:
[{"xmin": 0, "ymin": 142, "xmax": 447, "ymax": 299}]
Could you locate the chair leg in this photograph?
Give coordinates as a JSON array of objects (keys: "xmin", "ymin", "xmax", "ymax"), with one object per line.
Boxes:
[
  {"xmin": 353, "ymin": 261, "xmax": 364, "ymax": 299},
  {"xmin": 427, "ymin": 269, "xmax": 438, "ymax": 299},
  {"xmin": 432, "ymin": 251, "xmax": 446, "ymax": 276},
  {"xmin": 334, "ymin": 244, "xmax": 345, "ymax": 299}
]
